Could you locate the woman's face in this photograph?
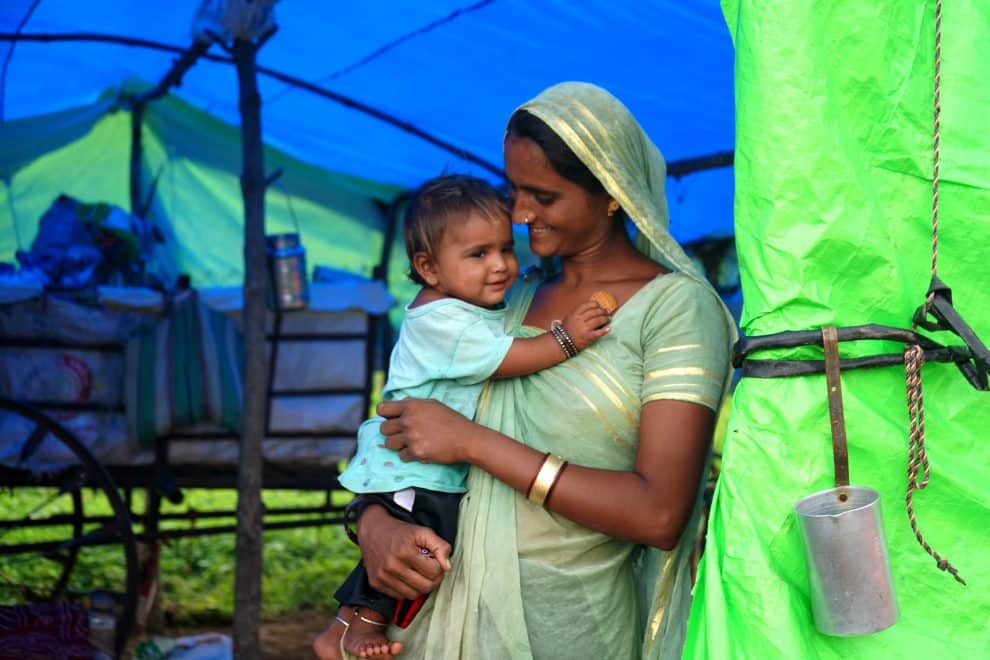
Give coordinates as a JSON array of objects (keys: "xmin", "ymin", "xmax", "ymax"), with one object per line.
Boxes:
[{"xmin": 503, "ymin": 134, "xmax": 613, "ymax": 259}]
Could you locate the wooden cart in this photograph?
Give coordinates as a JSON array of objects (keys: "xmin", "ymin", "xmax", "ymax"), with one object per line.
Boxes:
[{"xmin": 0, "ymin": 281, "xmax": 392, "ymax": 658}]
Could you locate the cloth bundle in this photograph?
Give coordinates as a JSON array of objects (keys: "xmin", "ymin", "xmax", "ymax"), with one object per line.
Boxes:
[
  {"xmin": 125, "ymin": 295, "xmax": 243, "ymax": 447},
  {"xmin": 0, "ymin": 603, "xmax": 92, "ymax": 660}
]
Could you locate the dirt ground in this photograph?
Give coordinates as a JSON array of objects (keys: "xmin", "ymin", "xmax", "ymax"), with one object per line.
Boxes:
[{"xmin": 126, "ymin": 609, "xmax": 331, "ymax": 660}]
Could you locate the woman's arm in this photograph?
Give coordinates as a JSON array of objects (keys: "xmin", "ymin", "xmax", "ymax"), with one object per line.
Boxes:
[
  {"xmin": 377, "ymin": 396, "xmax": 714, "ymax": 550},
  {"xmin": 538, "ymin": 399, "xmax": 713, "ymax": 549}
]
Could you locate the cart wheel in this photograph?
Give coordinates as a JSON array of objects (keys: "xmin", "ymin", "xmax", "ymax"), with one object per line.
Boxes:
[{"xmin": 0, "ymin": 396, "xmax": 139, "ymax": 659}]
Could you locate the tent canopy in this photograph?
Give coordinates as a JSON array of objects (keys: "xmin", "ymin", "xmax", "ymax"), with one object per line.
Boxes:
[{"xmin": 0, "ymin": 1, "xmax": 735, "ymax": 287}]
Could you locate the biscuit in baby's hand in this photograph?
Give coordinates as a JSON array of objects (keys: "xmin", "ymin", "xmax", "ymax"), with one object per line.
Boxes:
[{"xmin": 590, "ymin": 290, "xmax": 618, "ymax": 314}]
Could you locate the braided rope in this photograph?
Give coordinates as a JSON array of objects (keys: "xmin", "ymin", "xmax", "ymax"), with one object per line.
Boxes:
[
  {"xmin": 901, "ymin": 0, "xmax": 964, "ymax": 584},
  {"xmin": 925, "ymin": 0, "xmax": 942, "ymax": 313},
  {"xmin": 903, "ymin": 345, "xmax": 965, "ymax": 583}
]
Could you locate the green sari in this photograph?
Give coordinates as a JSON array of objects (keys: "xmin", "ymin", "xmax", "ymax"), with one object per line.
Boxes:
[
  {"xmin": 355, "ymin": 82, "xmax": 736, "ymax": 659},
  {"xmin": 391, "ymin": 270, "xmax": 730, "ymax": 659}
]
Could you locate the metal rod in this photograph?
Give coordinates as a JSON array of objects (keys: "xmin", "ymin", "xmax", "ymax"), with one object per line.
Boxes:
[
  {"xmin": 667, "ymin": 149, "xmax": 734, "ymax": 178},
  {"xmin": 0, "ymin": 516, "xmax": 344, "ymax": 555}
]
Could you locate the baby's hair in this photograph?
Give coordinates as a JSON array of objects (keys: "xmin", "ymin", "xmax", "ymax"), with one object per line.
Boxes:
[{"xmin": 404, "ymin": 174, "xmax": 510, "ymax": 286}]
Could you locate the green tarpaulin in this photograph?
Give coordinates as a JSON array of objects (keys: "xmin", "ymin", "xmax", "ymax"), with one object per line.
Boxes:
[
  {"xmin": 686, "ymin": 1, "xmax": 990, "ymax": 657},
  {"xmin": 0, "ymin": 81, "xmax": 402, "ymax": 290}
]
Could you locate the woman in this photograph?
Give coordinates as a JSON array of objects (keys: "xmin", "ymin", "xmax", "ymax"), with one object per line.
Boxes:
[{"xmin": 342, "ymin": 82, "xmax": 735, "ymax": 659}]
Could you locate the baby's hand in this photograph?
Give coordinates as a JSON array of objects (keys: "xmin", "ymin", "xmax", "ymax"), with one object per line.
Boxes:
[{"xmin": 559, "ymin": 300, "xmax": 612, "ymax": 351}]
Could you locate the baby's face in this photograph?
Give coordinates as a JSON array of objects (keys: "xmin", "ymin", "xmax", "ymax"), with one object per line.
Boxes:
[{"xmin": 429, "ymin": 211, "xmax": 518, "ymax": 308}]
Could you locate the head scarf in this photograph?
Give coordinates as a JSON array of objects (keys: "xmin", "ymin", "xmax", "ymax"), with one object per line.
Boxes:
[{"xmin": 511, "ymin": 81, "xmax": 739, "ymax": 349}]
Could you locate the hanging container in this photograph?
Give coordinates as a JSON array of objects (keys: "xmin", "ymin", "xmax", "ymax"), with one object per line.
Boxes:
[
  {"xmin": 795, "ymin": 485, "xmax": 898, "ymax": 636},
  {"xmin": 265, "ymin": 233, "xmax": 309, "ymax": 310},
  {"xmin": 794, "ymin": 327, "xmax": 898, "ymax": 636}
]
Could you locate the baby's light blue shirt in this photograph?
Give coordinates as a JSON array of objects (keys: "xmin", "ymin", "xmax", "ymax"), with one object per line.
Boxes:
[{"xmin": 339, "ymin": 298, "xmax": 513, "ymax": 494}]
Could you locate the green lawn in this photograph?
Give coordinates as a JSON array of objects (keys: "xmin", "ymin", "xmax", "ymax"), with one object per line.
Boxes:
[
  {"xmin": 157, "ymin": 489, "xmax": 359, "ymax": 625},
  {"xmin": 1, "ymin": 487, "xmax": 359, "ymax": 626}
]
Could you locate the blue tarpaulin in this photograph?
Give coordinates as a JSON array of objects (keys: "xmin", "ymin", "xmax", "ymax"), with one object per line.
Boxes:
[{"xmin": 0, "ymin": 1, "xmax": 735, "ymax": 288}]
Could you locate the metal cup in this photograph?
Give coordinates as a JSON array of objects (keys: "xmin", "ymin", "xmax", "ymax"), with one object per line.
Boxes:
[
  {"xmin": 794, "ymin": 485, "xmax": 898, "ymax": 636},
  {"xmin": 265, "ymin": 233, "xmax": 309, "ymax": 310}
]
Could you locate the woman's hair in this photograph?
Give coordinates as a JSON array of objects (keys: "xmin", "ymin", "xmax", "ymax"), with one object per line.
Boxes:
[
  {"xmin": 505, "ymin": 110, "xmax": 606, "ymax": 196},
  {"xmin": 403, "ymin": 174, "xmax": 510, "ymax": 286}
]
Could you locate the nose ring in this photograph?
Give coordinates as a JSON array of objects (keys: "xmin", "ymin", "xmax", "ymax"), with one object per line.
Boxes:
[{"xmin": 523, "ymin": 214, "xmax": 534, "ymax": 225}]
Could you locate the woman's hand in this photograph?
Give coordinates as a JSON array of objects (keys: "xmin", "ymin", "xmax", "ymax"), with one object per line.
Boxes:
[
  {"xmin": 377, "ymin": 398, "xmax": 480, "ymax": 465},
  {"xmin": 357, "ymin": 505, "xmax": 452, "ymax": 600}
]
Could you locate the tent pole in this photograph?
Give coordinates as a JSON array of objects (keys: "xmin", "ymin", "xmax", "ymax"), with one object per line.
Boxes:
[
  {"xmin": 127, "ymin": 39, "xmax": 212, "ymax": 216},
  {"xmin": 134, "ymin": 39, "xmax": 212, "ymax": 105},
  {"xmin": 123, "ymin": 38, "xmax": 215, "ymax": 631},
  {"xmin": 232, "ymin": 33, "xmax": 269, "ymax": 660},
  {"xmin": 129, "ymin": 103, "xmax": 144, "ymax": 216}
]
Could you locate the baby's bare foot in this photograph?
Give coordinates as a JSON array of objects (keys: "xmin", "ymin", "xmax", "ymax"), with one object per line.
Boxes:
[
  {"xmin": 312, "ymin": 611, "xmax": 349, "ymax": 660},
  {"xmin": 344, "ymin": 606, "xmax": 403, "ymax": 659}
]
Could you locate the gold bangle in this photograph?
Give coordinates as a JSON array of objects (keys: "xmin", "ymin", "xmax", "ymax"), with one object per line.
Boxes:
[{"xmin": 527, "ymin": 453, "xmax": 567, "ymax": 506}]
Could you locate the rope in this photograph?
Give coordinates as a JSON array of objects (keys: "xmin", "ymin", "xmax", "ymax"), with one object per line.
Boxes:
[
  {"xmin": 901, "ymin": 0, "xmax": 965, "ymax": 585},
  {"xmin": 903, "ymin": 345, "xmax": 964, "ymax": 583},
  {"xmin": 925, "ymin": 0, "xmax": 942, "ymax": 314}
]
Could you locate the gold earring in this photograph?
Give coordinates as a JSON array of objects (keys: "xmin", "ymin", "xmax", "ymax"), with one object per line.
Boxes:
[{"xmin": 607, "ymin": 200, "xmax": 620, "ymax": 217}]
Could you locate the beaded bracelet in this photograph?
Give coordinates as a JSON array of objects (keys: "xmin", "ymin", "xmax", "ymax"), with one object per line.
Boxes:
[
  {"xmin": 553, "ymin": 321, "xmax": 579, "ymax": 356},
  {"xmin": 549, "ymin": 320, "xmax": 579, "ymax": 358},
  {"xmin": 549, "ymin": 325, "xmax": 572, "ymax": 359}
]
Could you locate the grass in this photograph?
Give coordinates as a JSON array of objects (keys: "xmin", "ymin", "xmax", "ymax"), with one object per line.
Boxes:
[
  {"xmin": 156, "ymin": 489, "xmax": 359, "ymax": 625},
  {"xmin": 1, "ymin": 487, "xmax": 359, "ymax": 626}
]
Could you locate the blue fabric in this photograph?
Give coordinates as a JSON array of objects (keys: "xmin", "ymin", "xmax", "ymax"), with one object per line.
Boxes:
[{"xmin": 0, "ymin": 1, "xmax": 734, "ymax": 247}]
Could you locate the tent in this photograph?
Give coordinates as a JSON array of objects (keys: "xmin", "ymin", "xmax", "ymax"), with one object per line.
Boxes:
[
  {"xmin": 1, "ymin": 0, "xmax": 736, "ymax": 294},
  {"xmin": 686, "ymin": 1, "xmax": 990, "ymax": 656},
  {"xmin": 0, "ymin": 83, "xmax": 403, "ymax": 289},
  {"xmin": 1, "ymin": 3, "xmax": 739, "ymax": 656}
]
